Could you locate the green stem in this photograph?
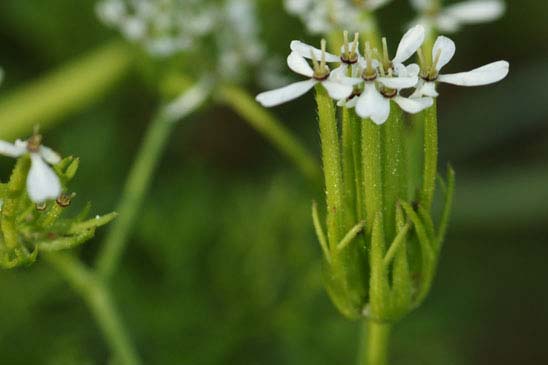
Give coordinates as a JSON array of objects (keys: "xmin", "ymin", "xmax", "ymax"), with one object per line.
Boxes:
[
  {"xmin": 96, "ymin": 81, "xmax": 210, "ymax": 280},
  {"xmin": 382, "ymin": 104, "xmax": 406, "ymax": 240},
  {"xmin": 342, "ymin": 107, "xmax": 357, "ymax": 221},
  {"xmin": 363, "ymin": 321, "xmax": 391, "ymax": 365},
  {"xmin": 45, "ymin": 253, "xmax": 140, "ymax": 365},
  {"xmin": 420, "ymin": 101, "xmax": 438, "ymax": 211},
  {"xmin": 216, "ymin": 84, "xmax": 320, "ymax": 183},
  {"xmin": 315, "ymin": 85, "xmax": 345, "ymax": 245},
  {"xmin": 0, "ymin": 40, "xmax": 133, "ymax": 139},
  {"xmin": 361, "ymin": 119, "xmax": 383, "ymax": 234}
]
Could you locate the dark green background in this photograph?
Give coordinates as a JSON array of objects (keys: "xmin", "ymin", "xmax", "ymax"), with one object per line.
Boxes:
[{"xmin": 0, "ymin": 0, "xmax": 547, "ymax": 364}]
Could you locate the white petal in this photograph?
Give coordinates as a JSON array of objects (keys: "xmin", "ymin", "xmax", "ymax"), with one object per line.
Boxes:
[
  {"xmin": 435, "ymin": 13, "xmax": 462, "ymax": 33},
  {"xmin": 39, "ymin": 146, "xmax": 61, "ymax": 165},
  {"xmin": 287, "ymin": 52, "xmax": 314, "ymax": 78},
  {"xmin": 290, "ymin": 41, "xmax": 339, "ymax": 62},
  {"xmin": 432, "ymin": 36, "xmax": 456, "ymax": 72},
  {"xmin": 438, "ymin": 60, "xmax": 509, "ymax": 86},
  {"xmin": 329, "ymin": 69, "xmax": 363, "ymax": 86},
  {"xmin": 27, "ymin": 154, "xmax": 62, "ymax": 203},
  {"xmin": 355, "ymin": 85, "xmax": 390, "ymax": 125},
  {"xmin": 444, "ymin": 0, "xmax": 505, "ymax": 23},
  {"xmin": 406, "ymin": 64, "xmax": 421, "ymax": 77},
  {"xmin": 420, "ymin": 81, "xmax": 439, "ymax": 97},
  {"xmin": 321, "ymin": 80, "xmax": 353, "ymax": 100},
  {"xmin": 377, "ymin": 75, "xmax": 418, "ymax": 90},
  {"xmin": 393, "ymin": 96, "xmax": 433, "ymax": 114},
  {"xmin": 392, "ymin": 25, "xmax": 425, "ymax": 65},
  {"xmin": 364, "ymin": 0, "xmax": 392, "ymax": 11},
  {"xmin": 410, "ymin": 0, "xmax": 430, "ymax": 11},
  {"xmin": 0, "ymin": 140, "xmax": 26, "ymax": 158},
  {"xmin": 256, "ymin": 80, "xmax": 317, "ymax": 107}
]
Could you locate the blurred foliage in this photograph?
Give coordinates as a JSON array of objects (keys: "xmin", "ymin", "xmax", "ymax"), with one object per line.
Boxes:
[{"xmin": 0, "ymin": 0, "xmax": 547, "ymax": 364}]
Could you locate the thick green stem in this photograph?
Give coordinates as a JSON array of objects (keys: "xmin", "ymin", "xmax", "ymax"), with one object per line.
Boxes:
[
  {"xmin": 0, "ymin": 40, "xmax": 133, "ymax": 139},
  {"xmin": 420, "ymin": 102, "xmax": 438, "ymax": 211},
  {"xmin": 217, "ymin": 84, "xmax": 320, "ymax": 183},
  {"xmin": 361, "ymin": 320, "xmax": 391, "ymax": 365},
  {"xmin": 96, "ymin": 82, "xmax": 210, "ymax": 280},
  {"xmin": 361, "ymin": 119, "xmax": 383, "ymax": 233},
  {"xmin": 45, "ymin": 253, "xmax": 140, "ymax": 365},
  {"xmin": 315, "ymin": 85, "xmax": 345, "ymax": 245}
]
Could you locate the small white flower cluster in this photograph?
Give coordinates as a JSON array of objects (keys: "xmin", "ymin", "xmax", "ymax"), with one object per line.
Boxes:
[
  {"xmin": 410, "ymin": 0, "xmax": 505, "ymax": 33},
  {"xmin": 96, "ymin": 0, "xmax": 266, "ymax": 81},
  {"xmin": 97, "ymin": 0, "xmax": 216, "ymax": 56},
  {"xmin": 256, "ymin": 25, "xmax": 509, "ymax": 125},
  {"xmin": 285, "ymin": 0, "xmax": 392, "ymax": 35},
  {"xmin": 0, "ymin": 135, "xmax": 62, "ymax": 203}
]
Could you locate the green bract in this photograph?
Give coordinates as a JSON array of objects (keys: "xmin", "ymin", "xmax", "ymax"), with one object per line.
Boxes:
[{"xmin": 0, "ymin": 154, "xmax": 116, "ymax": 269}]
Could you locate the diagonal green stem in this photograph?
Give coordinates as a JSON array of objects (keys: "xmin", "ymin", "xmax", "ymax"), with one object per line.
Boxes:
[
  {"xmin": 216, "ymin": 84, "xmax": 321, "ymax": 184},
  {"xmin": 0, "ymin": 40, "xmax": 133, "ymax": 139},
  {"xmin": 45, "ymin": 253, "xmax": 140, "ymax": 365},
  {"xmin": 96, "ymin": 81, "xmax": 210, "ymax": 280}
]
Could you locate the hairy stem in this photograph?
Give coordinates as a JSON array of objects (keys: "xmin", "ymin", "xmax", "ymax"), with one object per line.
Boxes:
[
  {"xmin": 0, "ymin": 40, "xmax": 133, "ymax": 139},
  {"xmin": 420, "ymin": 102, "xmax": 438, "ymax": 211},
  {"xmin": 96, "ymin": 81, "xmax": 210, "ymax": 280},
  {"xmin": 316, "ymin": 85, "xmax": 345, "ymax": 246},
  {"xmin": 363, "ymin": 320, "xmax": 391, "ymax": 365},
  {"xmin": 217, "ymin": 84, "xmax": 320, "ymax": 184},
  {"xmin": 45, "ymin": 253, "xmax": 140, "ymax": 365},
  {"xmin": 362, "ymin": 119, "xmax": 383, "ymax": 233}
]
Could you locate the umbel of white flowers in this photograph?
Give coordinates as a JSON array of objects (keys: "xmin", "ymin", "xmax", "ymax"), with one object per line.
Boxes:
[
  {"xmin": 410, "ymin": 0, "xmax": 506, "ymax": 33},
  {"xmin": 256, "ymin": 25, "xmax": 509, "ymax": 125},
  {"xmin": 285, "ymin": 0, "xmax": 393, "ymax": 35},
  {"xmin": 0, "ymin": 134, "xmax": 62, "ymax": 203}
]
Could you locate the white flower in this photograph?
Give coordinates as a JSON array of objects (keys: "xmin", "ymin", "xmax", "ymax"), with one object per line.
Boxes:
[
  {"xmin": 348, "ymin": 26, "xmax": 432, "ymax": 124},
  {"xmin": 256, "ymin": 40, "xmax": 354, "ymax": 107},
  {"xmin": 411, "ymin": 0, "xmax": 506, "ymax": 33},
  {"xmin": 0, "ymin": 136, "xmax": 62, "ymax": 203},
  {"xmin": 355, "ymin": 63, "xmax": 432, "ymax": 124},
  {"xmin": 413, "ymin": 35, "xmax": 509, "ymax": 97}
]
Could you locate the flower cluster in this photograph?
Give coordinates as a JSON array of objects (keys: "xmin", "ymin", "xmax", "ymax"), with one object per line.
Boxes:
[
  {"xmin": 0, "ymin": 132, "xmax": 116, "ymax": 269},
  {"xmin": 410, "ymin": 0, "xmax": 505, "ymax": 33},
  {"xmin": 96, "ymin": 0, "xmax": 269, "ymax": 82},
  {"xmin": 285, "ymin": 0, "xmax": 392, "ymax": 35},
  {"xmin": 256, "ymin": 25, "xmax": 509, "ymax": 124}
]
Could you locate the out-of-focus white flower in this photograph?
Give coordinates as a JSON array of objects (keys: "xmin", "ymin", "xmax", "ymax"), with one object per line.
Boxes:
[
  {"xmin": 284, "ymin": 0, "xmax": 393, "ymax": 35},
  {"xmin": 0, "ymin": 135, "xmax": 62, "ymax": 203},
  {"xmin": 413, "ymin": 35, "xmax": 509, "ymax": 97},
  {"xmin": 256, "ymin": 41, "xmax": 355, "ymax": 107},
  {"xmin": 96, "ymin": 0, "xmax": 217, "ymax": 56},
  {"xmin": 410, "ymin": 0, "xmax": 506, "ymax": 33},
  {"xmin": 97, "ymin": 0, "xmax": 272, "ymax": 84}
]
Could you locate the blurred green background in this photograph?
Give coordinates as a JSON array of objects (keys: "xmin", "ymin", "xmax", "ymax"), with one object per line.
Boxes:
[{"xmin": 1, "ymin": 0, "xmax": 547, "ymax": 364}]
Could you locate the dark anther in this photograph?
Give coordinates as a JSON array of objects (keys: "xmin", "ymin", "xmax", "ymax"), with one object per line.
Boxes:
[
  {"xmin": 56, "ymin": 192, "xmax": 75, "ymax": 208},
  {"xmin": 35, "ymin": 202, "xmax": 47, "ymax": 211}
]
